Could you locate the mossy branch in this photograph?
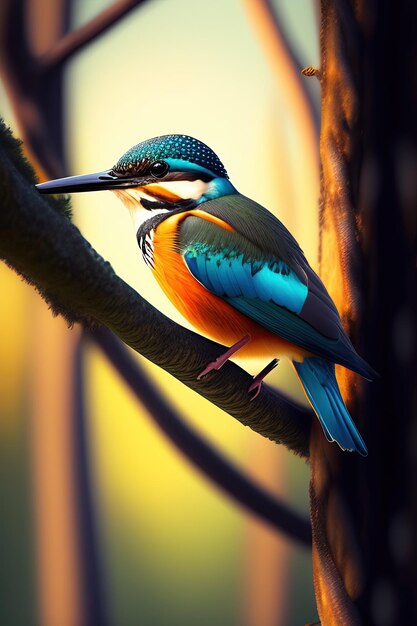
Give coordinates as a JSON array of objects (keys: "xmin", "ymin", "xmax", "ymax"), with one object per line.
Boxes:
[{"xmin": 0, "ymin": 121, "xmax": 313, "ymax": 457}]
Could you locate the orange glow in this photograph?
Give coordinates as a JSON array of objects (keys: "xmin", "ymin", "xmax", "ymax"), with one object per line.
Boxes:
[
  {"xmin": 244, "ymin": 438, "xmax": 290, "ymax": 626},
  {"xmin": 312, "ymin": 542, "xmax": 332, "ymax": 625},
  {"xmin": 142, "ymin": 183, "xmax": 182, "ymax": 202},
  {"xmin": 318, "ymin": 224, "xmax": 354, "ymax": 400},
  {"xmin": 0, "ymin": 265, "xmax": 29, "ymax": 436},
  {"xmin": 30, "ymin": 308, "xmax": 83, "ymax": 626}
]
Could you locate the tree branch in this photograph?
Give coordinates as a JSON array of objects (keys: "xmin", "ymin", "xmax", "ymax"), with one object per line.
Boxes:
[
  {"xmin": 0, "ymin": 121, "xmax": 313, "ymax": 457},
  {"xmin": 38, "ymin": 0, "xmax": 152, "ymax": 74},
  {"xmin": 90, "ymin": 328, "xmax": 311, "ymax": 544}
]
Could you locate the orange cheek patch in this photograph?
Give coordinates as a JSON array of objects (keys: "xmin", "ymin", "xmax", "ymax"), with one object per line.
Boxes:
[{"xmin": 136, "ymin": 184, "xmax": 182, "ymax": 202}]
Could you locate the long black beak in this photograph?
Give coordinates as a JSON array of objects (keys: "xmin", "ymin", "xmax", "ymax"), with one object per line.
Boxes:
[{"xmin": 36, "ymin": 170, "xmax": 145, "ymax": 194}]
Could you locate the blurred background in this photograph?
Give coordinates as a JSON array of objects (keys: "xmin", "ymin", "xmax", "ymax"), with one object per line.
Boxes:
[{"xmin": 0, "ymin": 1, "xmax": 320, "ymax": 624}]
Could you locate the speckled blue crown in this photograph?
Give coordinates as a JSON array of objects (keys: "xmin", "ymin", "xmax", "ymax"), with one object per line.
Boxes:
[{"xmin": 114, "ymin": 134, "xmax": 228, "ymax": 178}]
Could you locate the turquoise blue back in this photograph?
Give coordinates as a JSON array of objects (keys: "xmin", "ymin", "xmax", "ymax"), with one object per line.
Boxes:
[{"xmin": 184, "ymin": 247, "xmax": 308, "ymax": 314}]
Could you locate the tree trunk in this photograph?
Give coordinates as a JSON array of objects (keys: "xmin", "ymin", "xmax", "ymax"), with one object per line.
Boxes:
[{"xmin": 311, "ymin": 1, "xmax": 417, "ymax": 624}]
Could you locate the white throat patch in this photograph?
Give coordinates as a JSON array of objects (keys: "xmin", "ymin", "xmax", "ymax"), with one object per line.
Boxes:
[
  {"xmin": 112, "ymin": 178, "xmax": 209, "ymax": 232},
  {"xmin": 112, "ymin": 188, "xmax": 169, "ymax": 232}
]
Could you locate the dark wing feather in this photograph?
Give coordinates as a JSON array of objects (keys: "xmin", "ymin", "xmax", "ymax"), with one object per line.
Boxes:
[
  {"xmin": 201, "ymin": 193, "xmax": 308, "ymax": 282},
  {"xmin": 227, "ymin": 297, "xmax": 375, "ymax": 379}
]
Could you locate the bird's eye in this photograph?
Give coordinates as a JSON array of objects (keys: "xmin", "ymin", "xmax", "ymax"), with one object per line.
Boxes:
[{"xmin": 150, "ymin": 161, "xmax": 169, "ymax": 178}]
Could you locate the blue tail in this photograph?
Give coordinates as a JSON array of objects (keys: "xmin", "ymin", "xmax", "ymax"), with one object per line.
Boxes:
[{"xmin": 293, "ymin": 357, "xmax": 368, "ymax": 456}]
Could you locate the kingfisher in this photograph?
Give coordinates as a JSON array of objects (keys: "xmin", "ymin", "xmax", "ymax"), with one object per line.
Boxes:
[{"xmin": 36, "ymin": 134, "xmax": 374, "ymax": 456}]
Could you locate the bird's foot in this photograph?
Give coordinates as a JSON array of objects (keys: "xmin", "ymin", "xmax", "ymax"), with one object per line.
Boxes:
[
  {"xmin": 197, "ymin": 335, "xmax": 251, "ymax": 380},
  {"xmin": 248, "ymin": 358, "xmax": 280, "ymax": 401}
]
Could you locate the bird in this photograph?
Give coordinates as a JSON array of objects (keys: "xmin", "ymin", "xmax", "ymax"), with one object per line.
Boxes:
[{"xmin": 36, "ymin": 134, "xmax": 375, "ymax": 456}]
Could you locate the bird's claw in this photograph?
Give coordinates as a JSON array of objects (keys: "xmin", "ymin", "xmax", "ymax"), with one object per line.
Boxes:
[
  {"xmin": 197, "ymin": 335, "xmax": 252, "ymax": 380},
  {"xmin": 247, "ymin": 358, "xmax": 280, "ymax": 401},
  {"xmin": 248, "ymin": 380, "xmax": 263, "ymax": 401},
  {"xmin": 197, "ymin": 358, "xmax": 224, "ymax": 380}
]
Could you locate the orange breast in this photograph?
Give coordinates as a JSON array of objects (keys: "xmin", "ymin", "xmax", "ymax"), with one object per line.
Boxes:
[{"xmin": 151, "ymin": 210, "xmax": 307, "ymax": 360}]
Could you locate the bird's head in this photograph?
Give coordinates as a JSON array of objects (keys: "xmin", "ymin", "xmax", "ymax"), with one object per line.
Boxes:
[{"xmin": 36, "ymin": 135, "xmax": 236, "ymax": 225}]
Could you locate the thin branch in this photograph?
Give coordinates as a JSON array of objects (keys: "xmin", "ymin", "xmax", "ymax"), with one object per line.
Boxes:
[
  {"xmin": 73, "ymin": 336, "xmax": 109, "ymax": 625},
  {"xmin": 243, "ymin": 0, "xmax": 321, "ymax": 267},
  {"xmin": 269, "ymin": 0, "xmax": 321, "ymax": 128},
  {"xmin": 90, "ymin": 328, "xmax": 311, "ymax": 545},
  {"xmin": 0, "ymin": 0, "xmax": 67, "ymax": 176},
  {"xmin": 243, "ymin": 0, "xmax": 320, "ymax": 130},
  {"xmin": 38, "ymin": 0, "xmax": 152, "ymax": 74},
  {"xmin": 265, "ymin": 0, "xmax": 306, "ymax": 71},
  {"xmin": 0, "ymin": 121, "xmax": 313, "ymax": 457}
]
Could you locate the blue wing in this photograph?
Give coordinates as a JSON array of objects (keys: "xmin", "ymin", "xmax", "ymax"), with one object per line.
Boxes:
[
  {"xmin": 178, "ymin": 213, "xmax": 375, "ymax": 380},
  {"xmin": 185, "ymin": 250, "xmax": 308, "ymax": 313}
]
